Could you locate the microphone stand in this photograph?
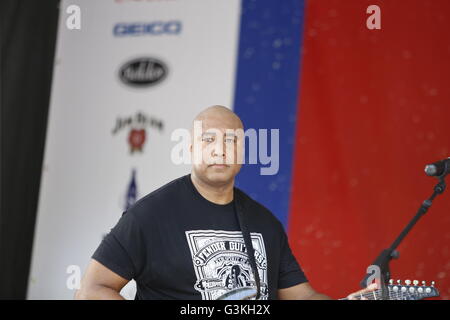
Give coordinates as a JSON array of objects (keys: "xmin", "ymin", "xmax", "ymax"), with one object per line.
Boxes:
[{"xmin": 360, "ymin": 170, "xmax": 448, "ymax": 299}]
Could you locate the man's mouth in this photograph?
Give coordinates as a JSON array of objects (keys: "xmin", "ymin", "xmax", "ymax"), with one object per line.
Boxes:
[{"xmin": 209, "ymin": 163, "xmax": 229, "ymax": 168}]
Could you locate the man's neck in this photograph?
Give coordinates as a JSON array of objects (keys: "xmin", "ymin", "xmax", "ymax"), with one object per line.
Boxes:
[{"xmin": 190, "ymin": 173, "xmax": 234, "ymax": 205}]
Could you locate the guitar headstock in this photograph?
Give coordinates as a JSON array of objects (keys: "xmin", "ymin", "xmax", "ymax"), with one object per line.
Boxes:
[{"xmin": 387, "ymin": 279, "xmax": 440, "ymax": 300}]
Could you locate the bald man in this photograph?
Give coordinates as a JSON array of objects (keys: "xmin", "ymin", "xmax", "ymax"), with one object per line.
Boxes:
[{"xmin": 75, "ymin": 106, "xmax": 375, "ymax": 300}]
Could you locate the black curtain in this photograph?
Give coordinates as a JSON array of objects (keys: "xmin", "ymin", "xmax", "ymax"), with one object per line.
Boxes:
[{"xmin": 1, "ymin": 0, "xmax": 59, "ymax": 299}]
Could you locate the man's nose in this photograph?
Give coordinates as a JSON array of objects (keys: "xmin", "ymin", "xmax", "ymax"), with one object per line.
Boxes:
[{"xmin": 212, "ymin": 140, "xmax": 226, "ymax": 157}]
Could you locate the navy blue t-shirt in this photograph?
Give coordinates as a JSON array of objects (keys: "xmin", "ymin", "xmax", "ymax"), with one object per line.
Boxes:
[{"xmin": 92, "ymin": 174, "xmax": 307, "ymax": 300}]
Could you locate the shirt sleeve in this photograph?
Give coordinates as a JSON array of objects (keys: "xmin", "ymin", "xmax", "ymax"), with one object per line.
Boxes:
[
  {"xmin": 278, "ymin": 227, "xmax": 308, "ymax": 289},
  {"xmin": 92, "ymin": 211, "xmax": 146, "ymax": 281}
]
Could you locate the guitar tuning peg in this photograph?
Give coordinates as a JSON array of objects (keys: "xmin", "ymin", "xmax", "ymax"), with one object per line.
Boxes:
[
  {"xmin": 389, "ymin": 279, "xmax": 394, "ymax": 285},
  {"xmin": 422, "ymin": 281, "xmax": 426, "ymax": 286},
  {"xmin": 431, "ymin": 281, "xmax": 435, "ymax": 287},
  {"xmin": 413, "ymin": 280, "xmax": 419, "ymax": 286},
  {"xmin": 405, "ymin": 279, "xmax": 411, "ymax": 285},
  {"xmin": 397, "ymin": 280, "xmax": 402, "ymax": 285}
]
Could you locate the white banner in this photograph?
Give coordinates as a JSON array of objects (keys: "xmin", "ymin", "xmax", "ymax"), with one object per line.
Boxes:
[{"xmin": 28, "ymin": 0, "xmax": 241, "ymax": 299}]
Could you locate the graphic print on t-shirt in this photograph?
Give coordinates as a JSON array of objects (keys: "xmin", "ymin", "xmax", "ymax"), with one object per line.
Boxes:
[{"xmin": 185, "ymin": 230, "xmax": 268, "ymax": 300}]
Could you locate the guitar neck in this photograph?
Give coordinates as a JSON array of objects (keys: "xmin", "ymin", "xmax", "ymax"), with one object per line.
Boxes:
[
  {"xmin": 339, "ymin": 289, "xmax": 386, "ymax": 300},
  {"xmin": 339, "ymin": 283, "xmax": 439, "ymax": 300}
]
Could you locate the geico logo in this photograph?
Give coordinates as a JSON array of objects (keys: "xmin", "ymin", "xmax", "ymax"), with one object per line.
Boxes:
[{"xmin": 113, "ymin": 21, "xmax": 182, "ymax": 36}]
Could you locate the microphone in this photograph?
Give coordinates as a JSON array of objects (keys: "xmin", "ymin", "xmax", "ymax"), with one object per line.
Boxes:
[{"xmin": 424, "ymin": 157, "xmax": 450, "ymax": 176}]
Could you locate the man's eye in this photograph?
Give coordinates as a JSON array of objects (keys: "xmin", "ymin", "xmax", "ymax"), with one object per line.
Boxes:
[{"xmin": 202, "ymin": 137, "xmax": 214, "ymax": 142}]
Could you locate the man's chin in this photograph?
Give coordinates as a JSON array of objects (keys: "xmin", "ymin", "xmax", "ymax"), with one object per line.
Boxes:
[{"xmin": 205, "ymin": 168, "xmax": 234, "ymax": 184}]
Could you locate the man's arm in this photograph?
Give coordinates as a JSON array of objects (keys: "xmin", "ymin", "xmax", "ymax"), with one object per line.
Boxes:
[
  {"xmin": 278, "ymin": 282, "xmax": 332, "ymax": 300},
  {"xmin": 278, "ymin": 282, "xmax": 379, "ymax": 300},
  {"xmin": 74, "ymin": 259, "xmax": 129, "ymax": 300}
]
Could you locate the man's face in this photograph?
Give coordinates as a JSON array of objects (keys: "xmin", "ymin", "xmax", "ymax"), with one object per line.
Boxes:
[{"xmin": 190, "ymin": 114, "xmax": 243, "ymax": 186}]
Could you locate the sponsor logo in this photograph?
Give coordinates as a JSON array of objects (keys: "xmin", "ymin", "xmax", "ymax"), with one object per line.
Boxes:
[
  {"xmin": 124, "ymin": 168, "xmax": 138, "ymax": 210},
  {"xmin": 119, "ymin": 58, "xmax": 167, "ymax": 87},
  {"xmin": 113, "ymin": 21, "xmax": 182, "ymax": 36},
  {"xmin": 128, "ymin": 129, "xmax": 146, "ymax": 153},
  {"xmin": 112, "ymin": 111, "xmax": 164, "ymax": 154}
]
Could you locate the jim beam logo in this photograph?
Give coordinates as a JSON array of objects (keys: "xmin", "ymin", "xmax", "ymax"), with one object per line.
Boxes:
[
  {"xmin": 112, "ymin": 112, "xmax": 163, "ymax": 154},
  {"xmin": 186, "ymin": 230, "xmax": 268, "ymax": 300}
]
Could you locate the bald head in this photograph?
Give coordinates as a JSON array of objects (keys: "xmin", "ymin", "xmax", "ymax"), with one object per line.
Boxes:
[
  {"xmin": 190, "ymin": 105, "xmax": 244, "ymax": 187},
  {"xmin": 192, "ymin": 105, "xmax": 243, "ymax": 131}
]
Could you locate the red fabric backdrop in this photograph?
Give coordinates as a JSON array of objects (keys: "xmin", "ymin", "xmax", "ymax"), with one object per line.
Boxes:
[{"xmin": 289, "ymin": 0, "xmax": 450, "ymax": 299}]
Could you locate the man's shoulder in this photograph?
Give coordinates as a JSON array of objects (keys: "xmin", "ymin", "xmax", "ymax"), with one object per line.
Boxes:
[
  {"xmin": 234, "ymin": 187, "xmax": 283, "ymax": 227},
  {"xmin": 126, "ymin": 175, "xmax": 188, "ymax": 217}
]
